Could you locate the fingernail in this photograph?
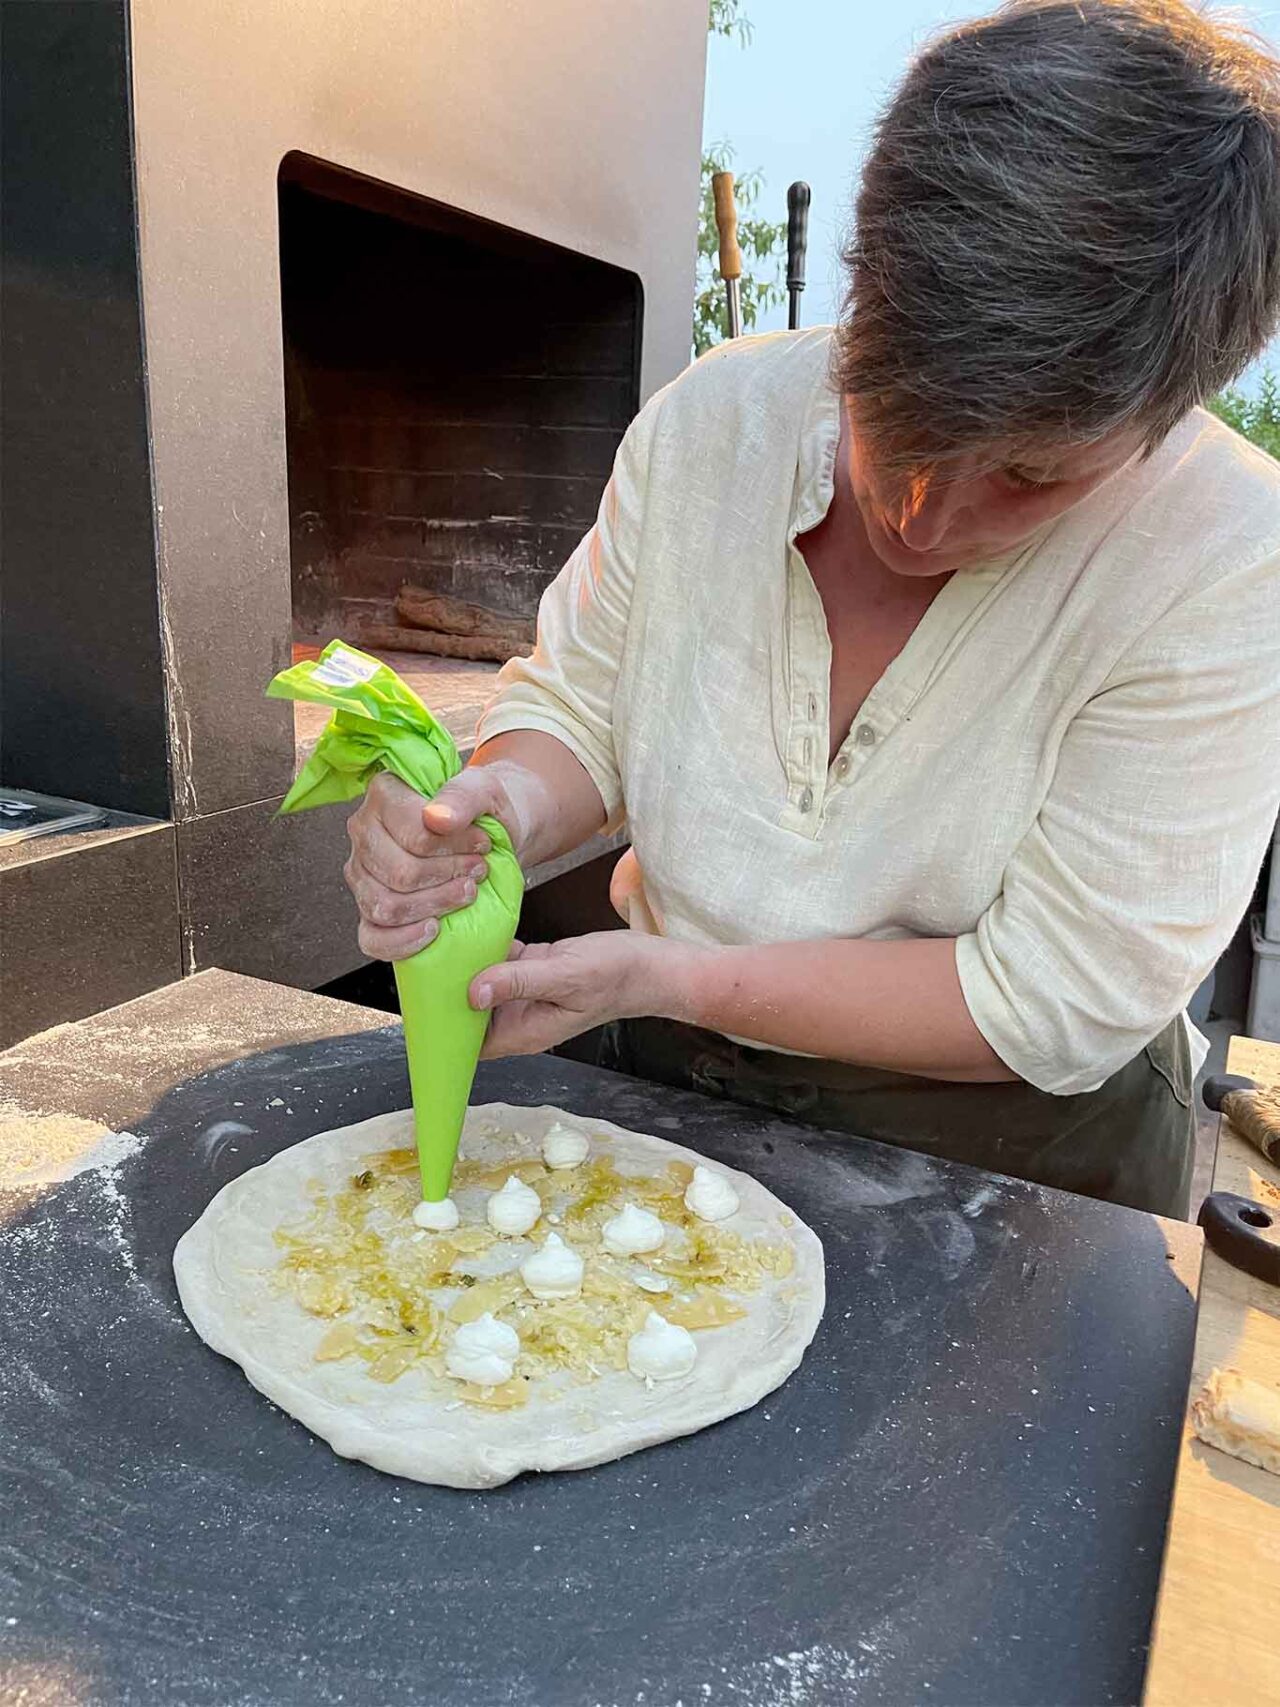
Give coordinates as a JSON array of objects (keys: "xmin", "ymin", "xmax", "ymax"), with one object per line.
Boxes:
[
  {"xmin": 420, "ymin": 920, "xmax": 439, "ymax": 947},
  {"xmin": 474, "ymin": 984, "xmax": 493, "ymax": 1010},
  {"xmin": 470, "ymin": 863, "xmax": 488, "ymax": 882},
  {"xmin": 463, "ymin": 879, "xmax": 476, "ymax": 901}
]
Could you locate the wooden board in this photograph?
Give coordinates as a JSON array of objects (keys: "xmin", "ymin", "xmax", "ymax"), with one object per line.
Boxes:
[{"xmin": 1144, "ymin": 1035, "xmax": 1280, "ymax": 1707}]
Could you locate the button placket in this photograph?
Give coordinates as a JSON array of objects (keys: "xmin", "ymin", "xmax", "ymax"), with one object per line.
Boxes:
[
  {"xmin": 790, "ymin": 674, "xmax": 825, "ymax": 817},
  {"xmin": 829, "ymin": 716, "xmax": 880, "ymax": 792},
  {"xmin": 783, "ymin": 547, "xmax": 831, "ymax": 834},
  {"xmin": 795, "ymin": 665, "xmax": 824, "ymax": 814}
]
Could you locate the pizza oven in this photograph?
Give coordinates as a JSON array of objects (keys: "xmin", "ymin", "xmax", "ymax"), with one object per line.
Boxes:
[
  {"xmin": 0, "ymin": 0, "xmax": 706, "ymax": 1048},
  {"xmin": 280, "ymin": 153, "xmax": 642, "ymax": 651}
]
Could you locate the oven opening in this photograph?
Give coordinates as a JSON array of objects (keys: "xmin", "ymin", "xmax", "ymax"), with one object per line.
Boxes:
[{"xmin": 277, "ymin": 150, "xmax": 642, "ymax": 757}]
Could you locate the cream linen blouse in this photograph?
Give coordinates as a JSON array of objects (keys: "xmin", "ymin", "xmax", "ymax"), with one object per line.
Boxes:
[{"xmin": 477, "ymin": 329, "xmax": 1280, "ymax": 1095}]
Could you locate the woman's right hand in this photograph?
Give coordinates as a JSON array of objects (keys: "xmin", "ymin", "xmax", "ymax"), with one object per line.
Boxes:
[{"xmin": 344, "ymin": 769, "xmax": 511, "ymax": 961}]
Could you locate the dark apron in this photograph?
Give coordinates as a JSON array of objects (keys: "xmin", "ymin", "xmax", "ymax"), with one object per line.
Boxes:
[{"xmin": 593, "ymin": 1015, "xmax": 1195, "ymax": 1220}]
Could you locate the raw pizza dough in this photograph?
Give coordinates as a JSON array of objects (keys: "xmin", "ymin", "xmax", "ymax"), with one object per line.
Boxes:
[{"xmin": 174, "ymin": 1104, "xmax": 825, "ymax": 1488}]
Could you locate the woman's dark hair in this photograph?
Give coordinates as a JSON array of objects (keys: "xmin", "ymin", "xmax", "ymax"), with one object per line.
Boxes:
[{"xmin": 837, "ymin": 0, "xmax": 1280, "ymax": 477}]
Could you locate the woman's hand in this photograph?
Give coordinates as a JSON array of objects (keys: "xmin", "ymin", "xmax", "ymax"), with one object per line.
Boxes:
[
  {"xmin": 471, "ymin": 932, "xmax": 701, "ymax": 1058},
  {"xmin": 344, "ymin": 734, "xmax": 610, "ymax": 962},
  {"xmin": 344, "ymin": 770, "xmax": 507, "ymax": 961}
]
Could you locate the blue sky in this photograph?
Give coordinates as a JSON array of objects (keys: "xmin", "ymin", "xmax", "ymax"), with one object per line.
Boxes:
[{"xmin": 703, "ymin": 1, "xmax": 1280, "ymax": 391}]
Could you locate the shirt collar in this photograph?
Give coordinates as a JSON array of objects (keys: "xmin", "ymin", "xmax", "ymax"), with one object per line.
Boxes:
[{"xmin": 792, "ymin": 357, "xmax": 843, "ymax": 538}]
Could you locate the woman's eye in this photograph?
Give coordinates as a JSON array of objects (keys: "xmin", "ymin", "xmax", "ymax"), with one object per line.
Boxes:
[{"xmin": 1003, "ymin": 467, "xmax": 1056, "ymax": 493}]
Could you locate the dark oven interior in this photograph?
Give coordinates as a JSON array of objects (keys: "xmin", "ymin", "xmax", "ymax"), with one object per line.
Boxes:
[{"xmin": 277, "ymin": 151, "xmax": 643, "ymax": 664}]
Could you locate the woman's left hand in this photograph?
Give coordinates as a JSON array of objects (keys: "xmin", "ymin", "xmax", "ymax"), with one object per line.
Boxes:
[{"xmin": 471, "ymin": 932, "xmax": 698, "ymax": 1058}]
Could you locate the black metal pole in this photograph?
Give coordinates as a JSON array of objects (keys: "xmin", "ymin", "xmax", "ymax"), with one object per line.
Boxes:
[{"xmin": 786, "ymin": 181, "xmax": 811, "ymax": 331}]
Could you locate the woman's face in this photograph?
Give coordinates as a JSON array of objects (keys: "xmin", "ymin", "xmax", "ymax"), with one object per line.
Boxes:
[{"xmin": 845, "ymin": 407, "xmax": 1150, "ymax": 578}]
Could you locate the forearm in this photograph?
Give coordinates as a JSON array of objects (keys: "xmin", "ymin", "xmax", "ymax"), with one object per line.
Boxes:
[
  {"xmin": 672, "ymin": 936, "xmax": 1019, "ymax": 1083},
  {"xmin": 468, "ymin": 731, "xmax": 608, "ymax": 869}
]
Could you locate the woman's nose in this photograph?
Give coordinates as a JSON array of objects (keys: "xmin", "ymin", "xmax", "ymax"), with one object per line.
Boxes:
[{"xmin": 897, "ymin": 480, "xmax": 961, "ymax": 551}]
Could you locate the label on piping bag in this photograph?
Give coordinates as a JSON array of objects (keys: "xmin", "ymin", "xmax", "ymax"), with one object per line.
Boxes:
[
  {"xmin": 265, "ymin": 640, "xmax": 524, "ymax": 1200},
  {"xmin": 311, "ymin": 647, "xmax": 382, "ymax": 688}
]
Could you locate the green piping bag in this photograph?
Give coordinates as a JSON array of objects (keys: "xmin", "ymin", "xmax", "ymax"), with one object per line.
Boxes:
[{"xmin": 266, "ymin": 641, "xmax": 523, "ymax": 1202}]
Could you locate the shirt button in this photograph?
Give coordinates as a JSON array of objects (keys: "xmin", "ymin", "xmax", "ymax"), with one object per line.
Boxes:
[
  {"xmin": 798, "ymin": 786, "xmax": 814, "ymax": 813},
  {"xmin": 834, "ymin": 754, "xmax": 851, "ymax": 779},
  {"xmin": 855, "ymin": 723, "xmax": 877, "ymax": 747}
]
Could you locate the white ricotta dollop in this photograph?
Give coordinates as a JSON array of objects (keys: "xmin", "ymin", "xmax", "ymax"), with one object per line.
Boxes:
[
  {"xmin": 601, "ymin": 1201, "xmax": 665, "ymax": 1258},
  {"xmin": 683, "ymin": 1164, "xmax": 740, "ymax": 1223},
  {"xmin": 627, "ymin": 1311, "xmax": 697, "ymax": 1382},
  {"xmin": 541, "ymin": 1121, "xmax": 591, "ymax": 1171},
  {"xmin": 486, "ymin": 1174, "xmax": 542, "ymax": 1236},
  {"xmin": 445, "ymin": 1313, "xmax": 520, "ymax": 1385},
  {"xmin": 519, "ymin": 1232, "xmax": 585, "ymax": 1300},
  {"xmin": 412, "ymin": 1196, "xmax": 459, "ymax": 1232}
]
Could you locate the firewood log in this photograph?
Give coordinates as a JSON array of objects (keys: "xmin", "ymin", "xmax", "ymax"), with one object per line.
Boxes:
[
  {"xmin": 350, "ymin": 620, "xmax": 532, "ymax": 664},
  {"xmin": 395, "ymin": 585, "xmax": 535, "ymax": 648}
]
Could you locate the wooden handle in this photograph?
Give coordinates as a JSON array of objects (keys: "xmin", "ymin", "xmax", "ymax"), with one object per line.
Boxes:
[
  {"xmin": 1204, "ymin": 1074, "xmax": 1280, "ymax": 1165},
  {"xmin": 1223, "ymin": 1088, "xmax": 1280, "ymax": 1166},
  {"xmin": 711, "ymin": 171, "xmax": 742, "ymax": 282}
]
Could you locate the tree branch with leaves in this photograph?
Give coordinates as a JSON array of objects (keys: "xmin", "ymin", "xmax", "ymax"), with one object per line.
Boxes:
[
  {"xmin": 694, "ymin": 4, "xmax": 786, "ymax": 356},
  {"xmin": 1209, "ymin": 371, "xmax": 1280, "ymax": 461},
  {"xmin": 707, "ymin": 0, "xmax": 752, "ymax": 46}
]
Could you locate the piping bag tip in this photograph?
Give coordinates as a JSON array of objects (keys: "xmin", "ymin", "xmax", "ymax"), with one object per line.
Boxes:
[{"xmin": 265, "ymin": 640, "xmax": 524, "ymax": 1202}]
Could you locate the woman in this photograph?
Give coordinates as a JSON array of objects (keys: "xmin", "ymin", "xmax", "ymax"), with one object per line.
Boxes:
[{"xmin": 344, "ymin": 0, "xmax": 1280, "ymax": 1218}]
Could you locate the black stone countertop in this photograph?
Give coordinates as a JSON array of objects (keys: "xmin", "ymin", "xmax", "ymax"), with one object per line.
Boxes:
[{"xmin": 0, "ymin": 972, "xmax": 1201, "ymax": 1706}]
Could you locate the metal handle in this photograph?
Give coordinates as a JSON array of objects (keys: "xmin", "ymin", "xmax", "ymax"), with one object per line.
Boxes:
[
  {"xmin": 1197, "ymin": 1190, "xmax": 1280, "ymax": 1286},
  {"xmin": 711, "ymin": 171, "xmax": 742, "ymax": 282},
  {"xmin": 786, "ymin": 181, "xmax": 811, "ymax": 333},
  {"xmin": 786, "ymin": 181, "xmax": 810, "ymax": 293}
]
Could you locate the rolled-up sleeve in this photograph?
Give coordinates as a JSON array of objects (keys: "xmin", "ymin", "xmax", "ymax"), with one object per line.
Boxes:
[
  {"xmin": 474, "ymin": 397, "xmax": 657, "ymax": 832},
  {"xmin": 956, "ymin": 545, "xmax": 1280, "ymax": 1094}
]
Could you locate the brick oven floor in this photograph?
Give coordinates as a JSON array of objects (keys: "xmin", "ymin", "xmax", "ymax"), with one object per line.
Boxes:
[{"xmin": 291, "ymin": 642, "xmax": 501, "ymax": 764}]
